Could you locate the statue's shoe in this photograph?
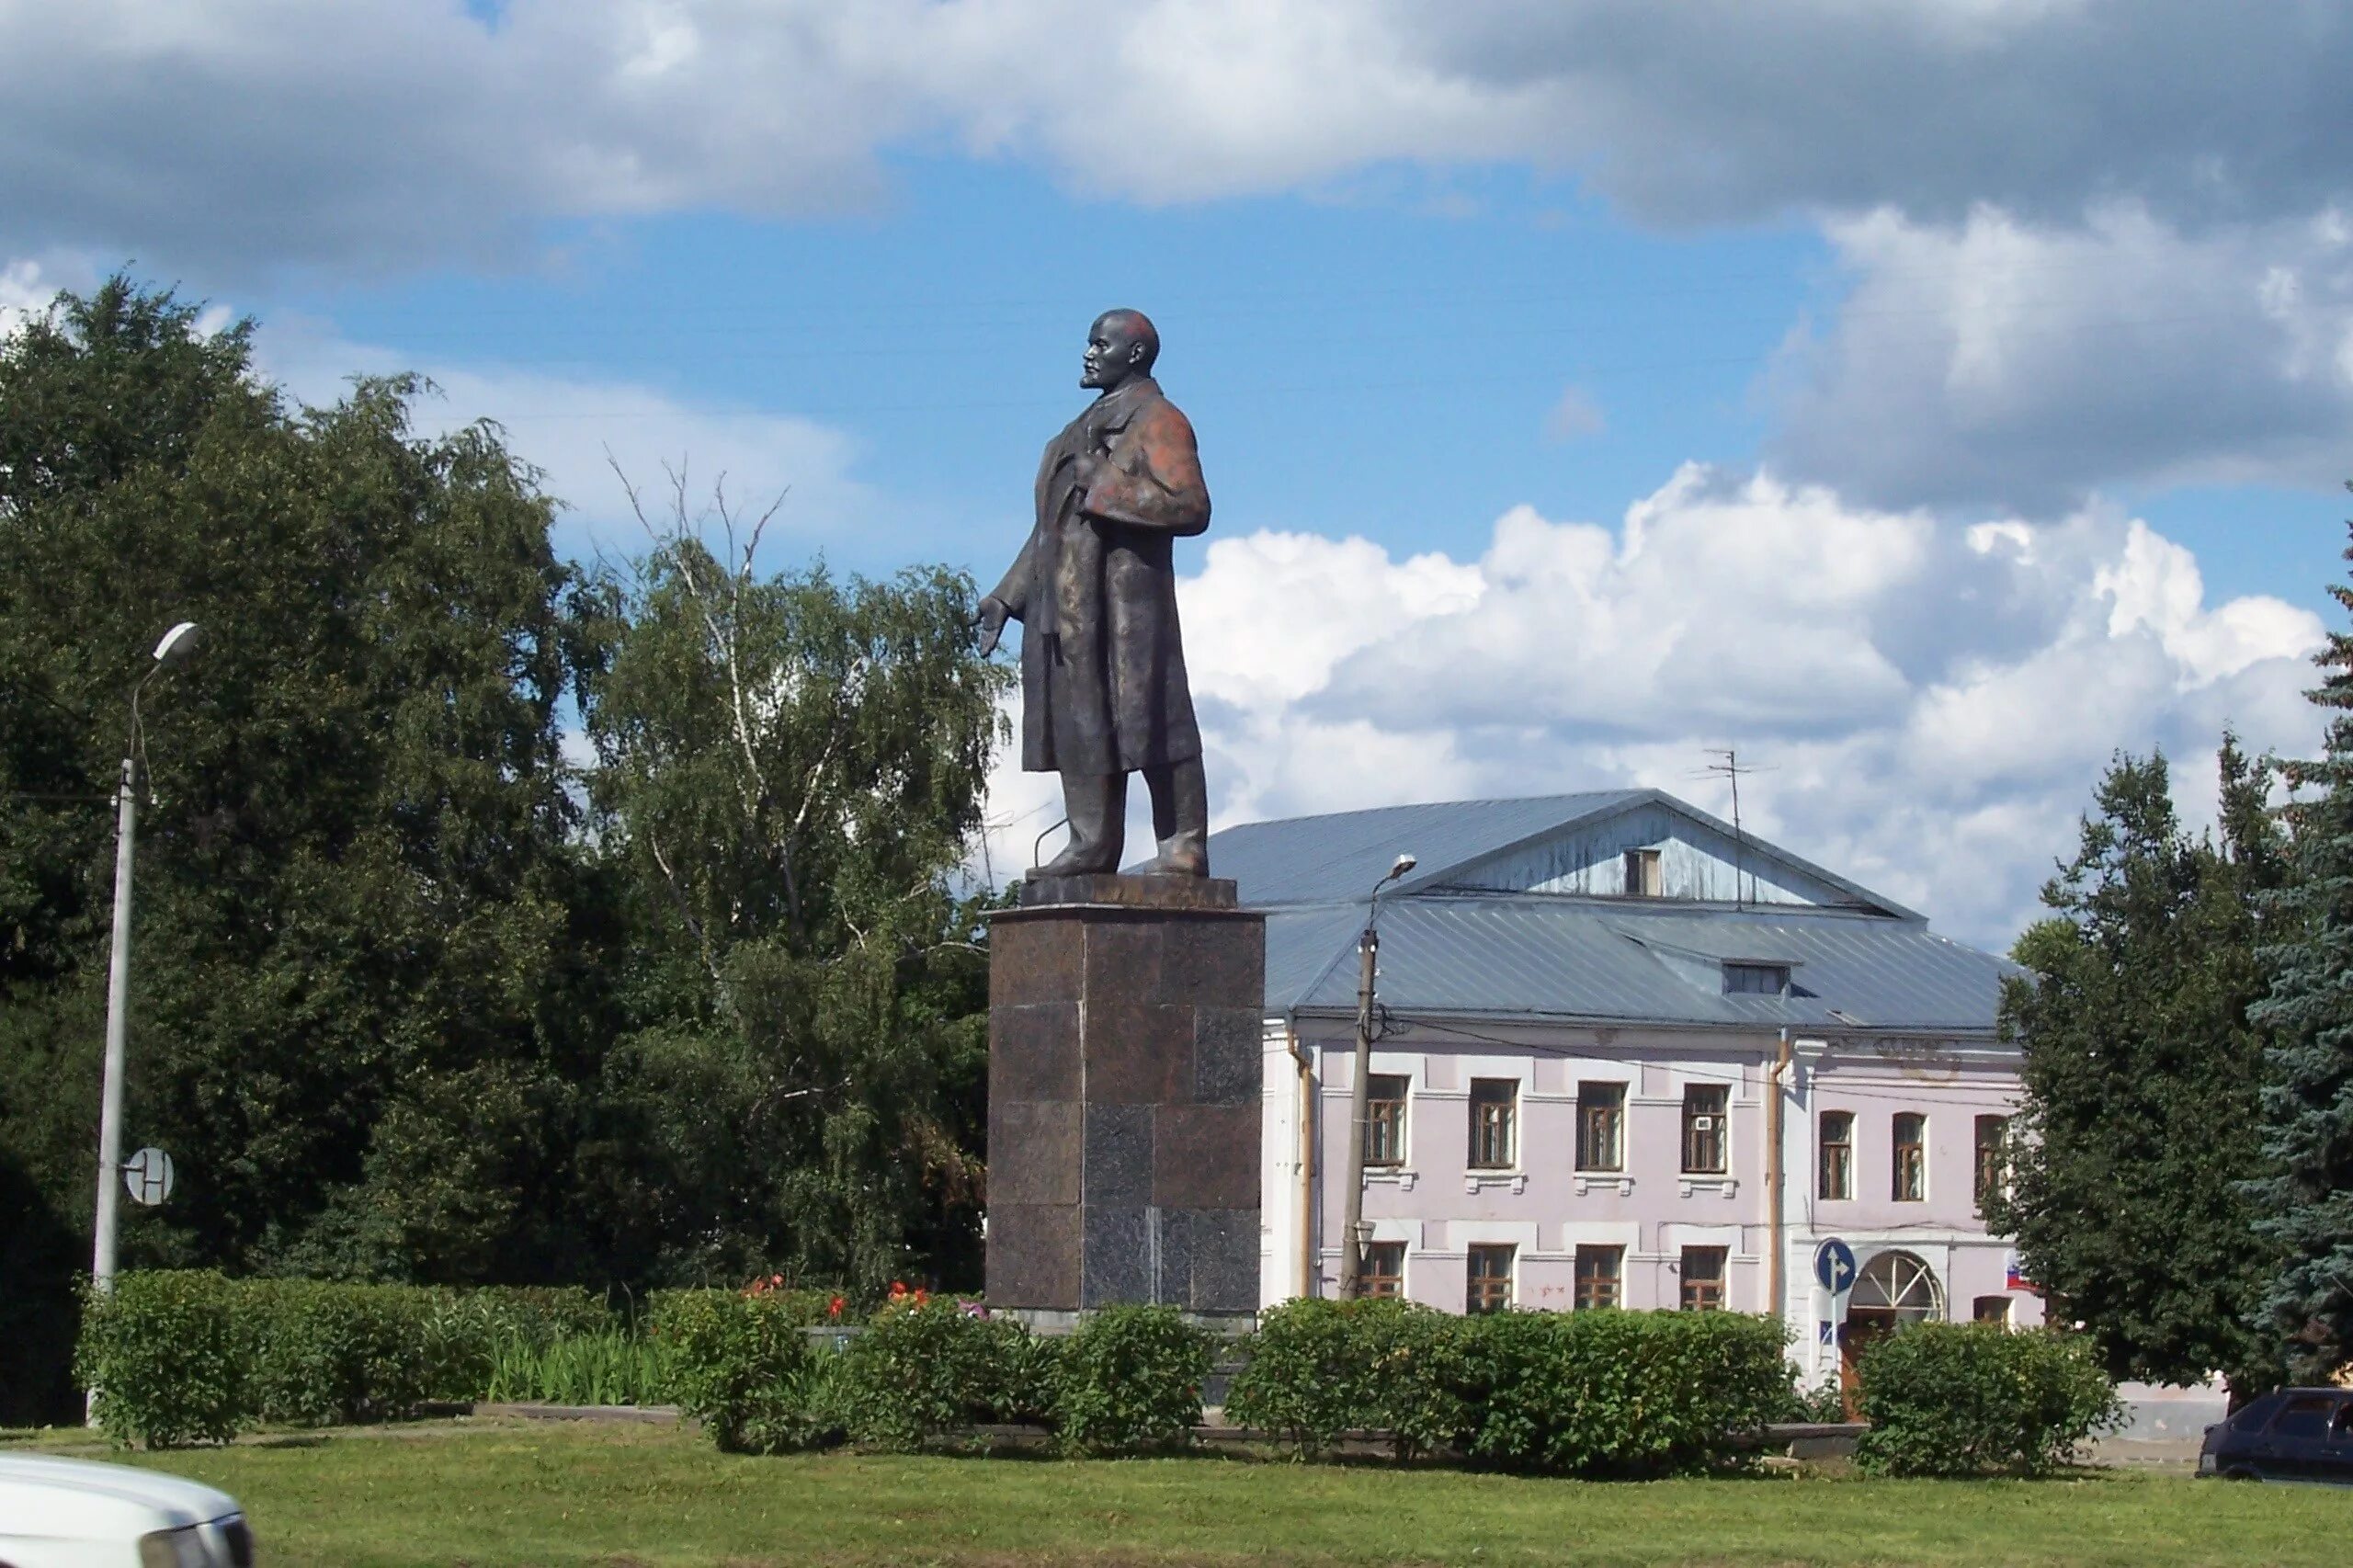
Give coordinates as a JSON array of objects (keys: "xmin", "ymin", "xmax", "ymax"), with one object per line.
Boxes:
[
  {"xmin": 1033, "ymin": 843, "xmax": 1120, "ymax": 878},
  {"xmin": 1131, "ymin": 848, "xmax": 1209, "ymax": 878}
]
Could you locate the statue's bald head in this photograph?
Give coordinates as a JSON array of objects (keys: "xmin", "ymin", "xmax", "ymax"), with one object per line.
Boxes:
[{"xmin": 1081, "ymin": 309, "xmax": 1159, "ymax": 392}]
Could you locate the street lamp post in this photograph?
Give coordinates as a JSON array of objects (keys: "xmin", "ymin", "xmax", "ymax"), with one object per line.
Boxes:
[
  {"xmin": 1338, "ymin": 852, "xmax": 1416, "ymax": 1300},
  {"xmin": 90, "ymin": 620, "xmax": 199, "ymax": 1306}
]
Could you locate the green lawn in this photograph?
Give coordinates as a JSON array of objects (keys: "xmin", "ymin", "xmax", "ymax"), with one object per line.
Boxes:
[{"xmin": 8, "ymin": 1419, "xmax": 2344, "ymax": 1567}]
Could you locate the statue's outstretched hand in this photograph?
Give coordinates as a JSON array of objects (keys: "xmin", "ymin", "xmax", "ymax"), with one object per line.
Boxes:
[{"xmin": 976, "ymin": 595, "xmax": 1010, "ymax": 657}]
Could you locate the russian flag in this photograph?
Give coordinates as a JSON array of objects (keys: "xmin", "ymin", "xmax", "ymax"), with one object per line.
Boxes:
[{"xmin": 2005, "ymin": 1250, "xmax": 2037, "ymax": 1294}]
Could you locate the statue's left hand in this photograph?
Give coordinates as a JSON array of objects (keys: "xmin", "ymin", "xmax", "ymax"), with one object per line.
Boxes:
[{"xmin": 976, "ymin": 595, "xmax": 1009, "ymax": 657}]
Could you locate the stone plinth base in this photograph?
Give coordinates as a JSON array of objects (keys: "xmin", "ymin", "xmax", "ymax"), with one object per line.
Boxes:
[{"xmin": 985, "ymin": 876, "xmax": 1265, "ymax": 1314}]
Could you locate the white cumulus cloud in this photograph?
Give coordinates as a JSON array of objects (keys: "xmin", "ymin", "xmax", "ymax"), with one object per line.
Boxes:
[{"xmin": 979, "ymin": 467, "xmax": 2329, "ymax": 948}]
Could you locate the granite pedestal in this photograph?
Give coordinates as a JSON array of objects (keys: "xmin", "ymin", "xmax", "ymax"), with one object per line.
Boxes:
[{"xmin": 984, "ymin": 874, "xmax": 1266, "ymax": 1317}]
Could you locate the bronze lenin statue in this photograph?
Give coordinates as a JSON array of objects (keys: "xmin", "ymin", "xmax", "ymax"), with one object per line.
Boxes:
[{"xmin": 977, "ymin": 310, "xmax": 1211, "ymax": 878}]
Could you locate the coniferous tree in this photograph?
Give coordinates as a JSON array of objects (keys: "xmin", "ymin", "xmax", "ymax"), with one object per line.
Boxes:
[
  {"xmin": 1991, "ymin": 742, "xmax": 2283, "ymax": 1388},
  {"xmin": 2249, "ymin": 512, "xmax": 2353, "ymax": 1379}
]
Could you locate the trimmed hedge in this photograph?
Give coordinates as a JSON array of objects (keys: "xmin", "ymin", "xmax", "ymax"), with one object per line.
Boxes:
[
  {"xmin": 76, "ymin": 1271, "xmax": 250, "ymax": 1449},
  {"xmin": 1854, "ymin": 1323, "xmax": 2120, "ymax": 1476},
  {"xmin": 833, "ymin": 1299, "xmax": 1055, "ymax": 1451},
  {"xmin": 1228, "ymin": 1302, "xmax": 1788, "ymax": 1475},
  {"xmin": 1459, "ymin": 1307, "xmax": 1791, "ymax": 1476},
  {"xmin": 1053, "ymin": 1305, "xmax": 1217, "ymax": 1456},
  {"xmin": 76, "ymin": 1270, "xmax": 646, "ymax": 1447},
  {"xmin": 650, "ymin": 1288, "xmax": 833, "ymax": 1453},
  {"xmin": 1223, "ymin": 1297, "xmax": 1466, "ymax": 1460}
]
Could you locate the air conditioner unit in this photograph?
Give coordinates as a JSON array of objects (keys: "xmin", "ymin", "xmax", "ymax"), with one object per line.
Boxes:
[{"xmin": 1692, "ymin": 1115, "xmax": 1718, "ymax": 1131}]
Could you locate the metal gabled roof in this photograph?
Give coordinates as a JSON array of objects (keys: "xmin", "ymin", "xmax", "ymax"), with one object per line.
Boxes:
[
  {"xmin": 1200, "ymin": 788, "xmax": 1917, "ymax": 919},
  {"xmin": 1262, "ymin": 895, "xmax": 2016, "ymax": 1036},
  {"xmin": 1203, "ymin": 790, "xmax": 1647, "ymax": 907}
]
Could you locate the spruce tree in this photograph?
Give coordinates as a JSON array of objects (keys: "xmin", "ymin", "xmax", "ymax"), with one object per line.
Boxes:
[
  {"xmin": 2249, "ymin": 512, "xmax": 2353, "ymax": 1378},
  {"xmin": 1992, "ymin": 742, "xmax": 2282, "ymax": 1388}
]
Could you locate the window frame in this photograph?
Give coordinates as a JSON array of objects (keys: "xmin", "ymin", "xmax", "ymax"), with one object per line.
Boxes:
[
  {"xmin": 1574, "ymin": 1244, "xmax": 1624, "ymax": 1311},
  {"xmin": 1364, "ymin": 1074, "xmax": 1411, "ymax": 1168},
  {"xmin": 1892, "ymin": 1111, "xmax": 1927, "ymax": 1202},
  {"xmin": 1678, "ymin": 1245, "xmax": 1728, "ymax": 1312},
  {"xmin": 1363, "ymin": 1240, "xmax": 1405, "ymax": 1300},
  {"xmin": 1681, "ymin": 1083, "xmax": 1730, "ymax": 1175},
  {"xmin": 1574, "ymin": 1081, "xmax": 1627, "ymax": 1173},
  {"xmin": 1466, "ymin": 1244, "xmax": 1515, "ymax": 1315},
  {"xmin": 1972, "ymin": 1114, "xmax": 2009, "ymax": 1210},
  {"xmin": 1722, "ymin": 961, "xmax": 1790, "ymax": 995},
  {"xmin": 1468, "ymin": 1078, "xmax": 1518, "ymax": 1171},
  {"xmin": 1622, "ymin": 846, "xmax": 1663, "ymax": 897},
  {"xmin": 1818, "ymin": 1108, "xmax": 1854, "ymax": 1200}
]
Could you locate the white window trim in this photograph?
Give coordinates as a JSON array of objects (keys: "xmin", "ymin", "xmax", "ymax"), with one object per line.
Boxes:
[
  {"xmin": 1816, "ymin": 1106, "xmax": 1858, "ymax": 1202},
  {"xmin": 1554, "ymin": 1220, "xmax": 1641, "ymax": 1252},
  {"xmin": 1679, "ymin": 1082, "xmax": 1736, "ymax": 1181},
  {"xmin": 1571, "ymin": 1077, "xmax": 1632, "ymax": 1179},
  {"xmin": 1465, "ymin": 1074, "xmax": 1521, "ymax": 1180},
  {"xmin": 1893, "ymin": 1110, "xmax": 1929, "ymax": 1203},
  {"xmin": 1658, "ymin": 1221, "xmax": 1744, "ymax": 1255}
]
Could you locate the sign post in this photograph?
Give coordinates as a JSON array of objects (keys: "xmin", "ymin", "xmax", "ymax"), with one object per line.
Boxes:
[{"xmin": 1813, "ymin": 1238, "xmax": 1857, "ymax": 1384}]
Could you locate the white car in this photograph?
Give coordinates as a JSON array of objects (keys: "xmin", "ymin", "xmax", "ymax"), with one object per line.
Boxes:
[{"xmin": 0, "ymin": 1455, "xmax": 253, "ymax": 1567}]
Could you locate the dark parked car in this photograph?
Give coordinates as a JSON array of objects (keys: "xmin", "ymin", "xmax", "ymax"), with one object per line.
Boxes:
[{"xmin": 2200, "ymin": 1388, "xmax": 2353, "ymax": 1482}]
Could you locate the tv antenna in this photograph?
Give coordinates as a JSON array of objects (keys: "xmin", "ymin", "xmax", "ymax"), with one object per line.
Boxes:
[{"xmin": 1694, "ymin": 748, "xmax": 1772, "ymax": 909}]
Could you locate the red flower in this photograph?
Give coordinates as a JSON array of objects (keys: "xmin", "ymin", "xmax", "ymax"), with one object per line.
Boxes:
[
  {"xmin": 828, "ymin": 1295, "xmax": 845, "ymax": 1319},
  {"xmin": 915, "ymin": 1288, "xmax": 930, "ymax": 1306}
]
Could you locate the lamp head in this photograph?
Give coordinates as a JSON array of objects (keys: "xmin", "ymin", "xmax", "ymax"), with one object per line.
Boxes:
[
  {"xmin": 1386, "ymin": 853, "xmax": 1417, "ymax": 882},
  {"xmin": 151, "ymin": 621, "xmax": 200, "ymax": 666}
]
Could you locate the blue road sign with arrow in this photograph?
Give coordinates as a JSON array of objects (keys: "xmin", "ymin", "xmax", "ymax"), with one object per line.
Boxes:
[{"xmin": 1814, "ymin": 1238, "xmax": 1857, "ymax": 1296}]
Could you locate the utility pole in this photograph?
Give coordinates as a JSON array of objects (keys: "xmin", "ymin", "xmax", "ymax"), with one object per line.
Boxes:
[
  {"xmin": 89, "ymin": 755, "xmax": 138, "ymax": 1296},
  {"xmin": 87, "ymin": 622, "xmax": 199, "ymax": 1426},
  {"xmin": 1339, "ymin": 853, "xmax": 1415, "ymax": 1299}
]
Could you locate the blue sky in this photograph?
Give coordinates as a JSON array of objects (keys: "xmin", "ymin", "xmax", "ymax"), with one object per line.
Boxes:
[{"xmin": 6, "ymin": 2, "xmax": 2351, "ymax": 946}]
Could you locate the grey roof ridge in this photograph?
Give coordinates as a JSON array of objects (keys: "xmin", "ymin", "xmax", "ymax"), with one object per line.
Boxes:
[
  {"xmin": 1383, "ymin": 788, "xmax": 1652, "ymax": 896},
  {"xmin": 1225, "ymin": 787, "xmax": 1643, "ymax": 838},
  {"xmin": 1392, "ymin": 886, "xmax": 1916, "ymax": 923},
  {"xmin": 1404, "ymin": 788, "xmax": 1926, "ymax": 922}
]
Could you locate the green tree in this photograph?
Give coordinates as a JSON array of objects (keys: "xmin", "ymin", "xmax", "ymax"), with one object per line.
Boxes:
[
  {"xmin": 2248, "ymin": 514, "xmax": 2353, "ymax": 1379},
  {"xmin": 0, "ymin": 278, "xmax": 614, "ymax": 1316},
  {"xmin": 577, "ymin": 475, "xmax": 1006, "ymax": 1290},
  {"xmin": 1990, "ymin": 741, "xmax": 2283, "ymax": 1388}
]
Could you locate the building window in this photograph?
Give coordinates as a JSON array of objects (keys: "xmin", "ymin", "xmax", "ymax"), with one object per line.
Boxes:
[
  {"xmin": 1365, "ymin": 1074, "xmax": 1410, "ymax": 1167},
  {"xmin": 1575, "ymin": 1082, "xmax": 1625, "ymax": 1172},
  {"xmin": 1973, "ymin": 1115, "xmax": 2009, "ymax": 1210},
  {"xmin": 1972, "ymin": 1295, "xmax": 2012, "ymax": 1326},
  {"xmin": 1722, "ymin": 961, "xmax": 1790, "ymax": 995},
  {"xmin": 1466, "ymin": 1244, "xmax": 1514, "ymax": 1314},
  {"xmin": 1364, "ymin": 1241, "xmax": 1405, "ymax": 1300},
  {"xmin": 1893, "ymin": 1112, "xmax": 1926, "ymax": 1201},
  {"xmin": 1469, "ymin": 1078, "xmax": 1517, "ymax": 1170},
  {"xmin": 1680, "ymin": 1246, "xmax": 1728, "ymax": 1312},
  {"xmin": 1574, "ymin": 1245, "xmax": 1623, "ymax": 1310},
  {"xmin": 1623, "ymin": 846, "xmax": 1663, "ymax": 897},
  {"xmin": 1818, "ymin": 1109, "xmax": 1853, "ymax": 1200},
  {"xmin": 1682, "ymin": 1084, "xmax": 1729, "ymax": 1174}
]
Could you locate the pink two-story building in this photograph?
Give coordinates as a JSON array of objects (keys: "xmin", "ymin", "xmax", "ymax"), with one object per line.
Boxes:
[{"xmin": 1224, "ymin": 790, "xmax": 2040, "ymax": 1388}]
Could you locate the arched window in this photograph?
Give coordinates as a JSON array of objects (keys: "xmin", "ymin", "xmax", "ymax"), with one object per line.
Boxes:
[{"xmin": 1850, "ymin": 1250, "xmax": 1945, "ymax": 1323}]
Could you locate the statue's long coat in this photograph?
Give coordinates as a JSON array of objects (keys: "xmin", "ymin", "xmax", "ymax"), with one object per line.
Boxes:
[{"xmin": 990, "ymin": 375, "xmax": 1210, "ymax": 776}]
